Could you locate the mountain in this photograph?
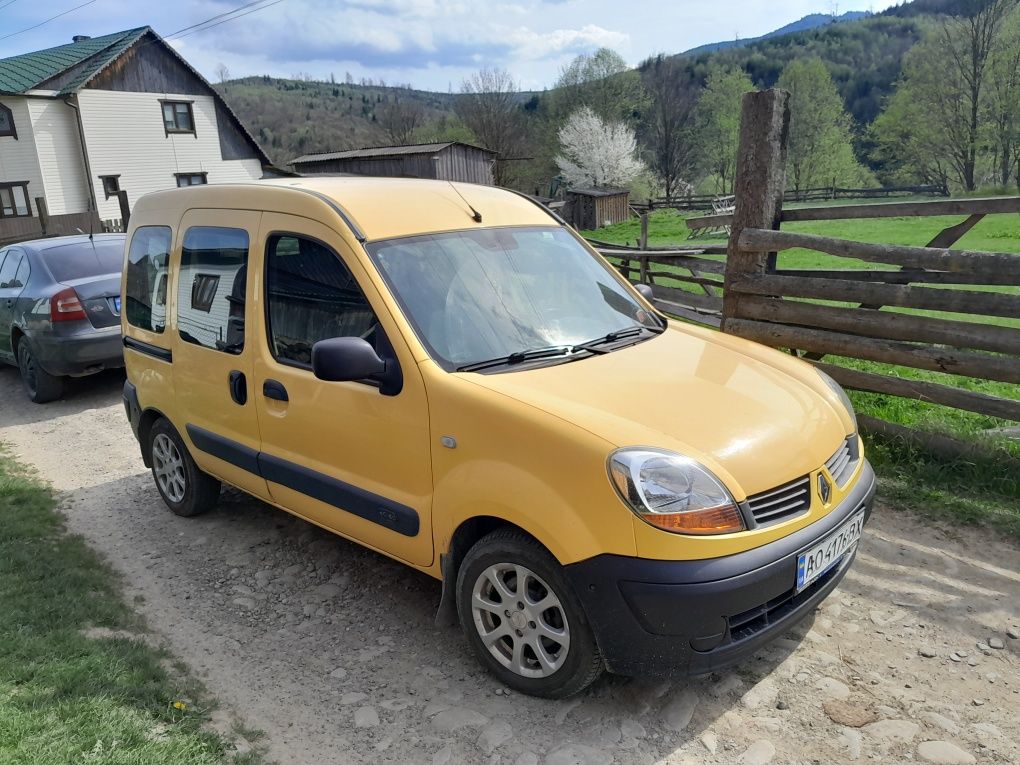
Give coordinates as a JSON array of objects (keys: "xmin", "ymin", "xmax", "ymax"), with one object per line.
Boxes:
[{"xmin": 683, "ymin": 11, "xmax": 872, "ymax": 56}]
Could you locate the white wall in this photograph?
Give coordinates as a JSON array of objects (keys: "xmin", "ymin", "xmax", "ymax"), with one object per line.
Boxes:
[
  {"xmin": 0, "ymin": 96, "xmax": 46, "ymax": 215},
  {"xmin": 78, "ymin": 90, "xmax": 263, "ymax": 219},
  {"xmin": 26, "ymin": 98, "xmax": 89, "ymax": 217}
]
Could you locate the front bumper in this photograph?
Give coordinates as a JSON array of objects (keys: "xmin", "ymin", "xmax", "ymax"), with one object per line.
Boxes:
[
  {"xmin": 565, "ymin": 460, "xmax": 876, "ymax": 678},
  {"xmin": 32, "ymin": 327, "xmax": 124, "ymax": 377}
]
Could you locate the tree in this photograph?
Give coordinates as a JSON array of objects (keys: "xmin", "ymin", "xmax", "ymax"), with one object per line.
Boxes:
[
  {"xmin": 985, "ymin": 5, "xmax": 1020, "ymax": 186},
  {"xmin": 778, "ymin": 58, "xmax": 870, "ymax": 192},
  {"xmin": 455, "ymin": 69, "xmax": 528, "ymax": 186},
  {"xmin": 550, "ymin": 48, "xmax": 648, "ymax": 123},
  {"xmin": 556, "ymin": 107, "xmax": 646, "ymax": 188},
  {"xmin": 640, "ymin": 55, "xmax": 700, "ymax": 199},
  {"xmin": 215, "ymin": 63, "xmax": 231, "ymax": 83},
  {"xmin": 377, "ymin": 98, "xmax": 425, "ymax": 145},
  {"xmin": 696, "ymin": 66, "xmax": 754, "ymax": 194}
]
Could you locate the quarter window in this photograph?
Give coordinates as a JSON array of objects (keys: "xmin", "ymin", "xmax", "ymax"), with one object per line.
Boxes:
[
  {"xmin": 126, "ymin": 226, "xmax": 171, "ymax": 333},
  {"xmin": 178, "ymin": 227, "xmax": 249, "ymax": 354},
  {"xmin": 0, "ymin": 183, "xmax": 30, "ymax": 218},
  {"xmin": 0, "ymin": 102, "xmax": 15, "ymax": 138},
  {"xmin": 0, "ymin": 248, "xmax": 22, "ymax": 288},
  {"xmin": 265, "ymin": 234, "xmax": 377, "ymax": 367},
  {"xmin": 162, "ymin": 100, "xmax": 195, "ymax": 134}
]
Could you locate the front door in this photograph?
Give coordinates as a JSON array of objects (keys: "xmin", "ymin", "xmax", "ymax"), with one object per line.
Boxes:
[
  {"xmin": 251, "ymin": 213, "xmax": 433, "ymax": 566},
  {"xmin": 0, "ymin": 247, "xmax": 26, "ymax": 361},
  {"xmin": 171, "ymin": 210, "xmax": 270, "ymax": 501}
]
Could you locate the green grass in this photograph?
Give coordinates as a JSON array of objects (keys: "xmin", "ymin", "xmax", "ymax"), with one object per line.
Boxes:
[
  {"xmin": 0, "ymin": 448, "xmax": 258, "ymax": 764},
  {"xmin": 584, "ymin": 207, "xmax": 1020, "ymax": 538}
]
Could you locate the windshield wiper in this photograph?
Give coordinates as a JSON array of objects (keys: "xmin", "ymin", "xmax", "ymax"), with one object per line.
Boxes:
[
  {"xmin": 571, "ymin": 326, "xmax": 657, "ymax": 355},
  {"xmin": 456, "ymin": 345, "xmax": 575, "ymax": 373}
]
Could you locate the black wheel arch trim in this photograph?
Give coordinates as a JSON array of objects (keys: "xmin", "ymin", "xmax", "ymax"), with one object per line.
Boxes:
[
  {"xmin": 184, "ymin": 423, "xmax": 419, "ymax": 537},
  {"xmin": 124, "ymin": 336, "xmax": 172, "ymax": 363}
]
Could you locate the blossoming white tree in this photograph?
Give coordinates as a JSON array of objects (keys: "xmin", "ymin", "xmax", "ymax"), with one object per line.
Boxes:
[{"xmin": 556, "ymin": 107, "xmax": 646, "ymax": 188}]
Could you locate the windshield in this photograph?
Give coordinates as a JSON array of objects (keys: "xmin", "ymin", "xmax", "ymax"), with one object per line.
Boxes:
[
  {"xmin": 366, "ymin": 226, "xmax": 661, "ymax": 370},
  {"xmin": 41, "ymin": 238, "xmax": 124, "ymax": 283}
]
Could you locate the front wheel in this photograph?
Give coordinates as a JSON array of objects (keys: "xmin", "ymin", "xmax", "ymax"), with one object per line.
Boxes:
[
  {"xmin": 17, "ymin": 341, "xmax": 64, "ymax": 404},
  {"xmin": 148, "ymin": 419, "xmax": 221, "ymax": 517},
  {"xmin": 456, "ymin": 529, "xmax": 603, "ymax": 699}
]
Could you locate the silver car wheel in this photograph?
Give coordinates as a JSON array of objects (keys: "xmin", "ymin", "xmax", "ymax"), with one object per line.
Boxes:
[
  {"xmin": 152, "ymin": 433, "xmax": 187, "ymax": 503},
  {"xmin": 471, "ymin": 563, "xmax": 571, "ymax": 679}
]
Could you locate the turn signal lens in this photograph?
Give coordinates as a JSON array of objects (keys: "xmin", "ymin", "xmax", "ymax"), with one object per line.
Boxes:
[
  {"xmin": 609, "ymin": 449, "xmax": 745, "ymax": 536},
  {"xmin": 642, "ymin": 504, "xmax": 745, "ymax": 534}
]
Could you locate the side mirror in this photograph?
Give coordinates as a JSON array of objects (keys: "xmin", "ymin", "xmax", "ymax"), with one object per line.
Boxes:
[
  {"xmin": 635, "ymin": 283, "xmax": 654, "ymax": 301},
  {"xmin": 311, "ymin": 336, "xmax": 403, "ymax": 396}
]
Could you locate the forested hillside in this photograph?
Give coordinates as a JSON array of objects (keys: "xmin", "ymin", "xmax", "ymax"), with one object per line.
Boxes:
[{"xmin": 216, "ymin": 0, "xmax": 1019, "ymax": 196}]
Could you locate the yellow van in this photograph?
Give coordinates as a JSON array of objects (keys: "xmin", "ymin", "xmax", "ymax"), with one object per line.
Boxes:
[{"xmin": 121, "ymin": 178, "xmax": 874, "ymax": 698}]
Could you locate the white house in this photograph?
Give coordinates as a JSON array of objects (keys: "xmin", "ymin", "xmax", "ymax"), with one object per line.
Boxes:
[{"xmin": 0, "ymin": 27, "xmax": 272, "ymax": 245}]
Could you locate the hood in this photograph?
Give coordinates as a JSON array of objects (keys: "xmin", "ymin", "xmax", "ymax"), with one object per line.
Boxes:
[{"xmin": 458, "ymin": 325, "xmax": 849, "ymax": 499}]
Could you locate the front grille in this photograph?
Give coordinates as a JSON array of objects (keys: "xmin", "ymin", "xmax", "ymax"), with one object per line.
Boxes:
[
  {"xmin": 825, "ymin": 436, "xmax": 858, "ymax": 488},
  {"xmin": 746, "ymin": 475, "xmax": 811, "ymax": 526}
]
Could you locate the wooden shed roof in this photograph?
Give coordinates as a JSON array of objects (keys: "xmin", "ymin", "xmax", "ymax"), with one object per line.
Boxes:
[
  {"xmin": 291, "ymin": 141, "xmax": 497, "ymax": 165},
  {"xmin": 567, "ymin": 187, "xmax": 630, "ymax": 198}
]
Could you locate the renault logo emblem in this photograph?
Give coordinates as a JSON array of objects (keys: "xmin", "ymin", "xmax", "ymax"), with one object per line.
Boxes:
[{"xmin": 818, "ymin": 473, "xmax": 832, "ymax": 504}]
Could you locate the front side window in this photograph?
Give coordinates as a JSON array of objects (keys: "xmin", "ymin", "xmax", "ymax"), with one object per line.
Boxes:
[
  {"xmin": 162, "ymin": 100, "xmax": 195, "ymax": 134},
  {"xmin": 266, "ymin": 234, "xmax": 377, "ymax": 367},
  {"xmin": 177, "ymin": 227, "xmax": 248, "ymax": 353},
  {"xmin": 0, "ymin": 183, "xmax": 30, "ymax": 218},
  {"xmin": 126, "ymin": 226, "xmax": 171, "ymax": 333},
  {"xmin": 0, "ymin": 103, "xmax": 15, "ymax": 138},
  {"xmin": 367, "ymin": 226, "xmax": 661, "ymax": 370},
  {"xmin": 175, "ymin": 173, "xmax": 207, "ymax": 187}
]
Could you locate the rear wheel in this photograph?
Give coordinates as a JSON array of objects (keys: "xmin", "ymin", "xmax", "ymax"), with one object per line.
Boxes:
[
  {"xmin": 17, "ymin": 341, "xmax": 64, "ymax": 404},
  {"xmin": 456, "ymin": 529, "xmax": 603, "ymax": 699},
  {"xmin": 149, "ymin": 419, "xmax": 220, "ymax": 517}
]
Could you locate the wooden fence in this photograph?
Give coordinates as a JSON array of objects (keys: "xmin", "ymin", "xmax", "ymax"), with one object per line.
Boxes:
[
  {"xmin": 592, "ymin": 89, "xmax": 1020, "ymax": 431},
  {"xmin": 628, "ymin": 184, "xmax": 947, "ymax": 214}
]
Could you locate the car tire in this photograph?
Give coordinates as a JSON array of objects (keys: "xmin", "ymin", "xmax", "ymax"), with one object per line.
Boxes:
[
  {"xmin": 148, "ymin": 419, "xmax": 221, "ymax": 517},
  {"xmin": 16, "ymin": 340, "xmax": 64, "ymax": 404},
  {"xmin": 456, "ymin": 528, "xmax": 604, "ymax": 699}
]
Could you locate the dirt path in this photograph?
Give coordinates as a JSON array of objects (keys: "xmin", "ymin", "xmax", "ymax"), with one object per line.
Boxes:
[{"xmin": 1, "ymin": 366, "xmax": 1018, "ymax": 765}]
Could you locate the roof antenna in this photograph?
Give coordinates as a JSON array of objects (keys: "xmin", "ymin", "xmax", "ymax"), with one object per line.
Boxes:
[{"xmin": 447, "ymin": 181, "xmax": 482, "ymax": 223}]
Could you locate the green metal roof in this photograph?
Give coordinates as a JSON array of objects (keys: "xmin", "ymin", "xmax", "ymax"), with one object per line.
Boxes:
[{"xmin": 0, "ymin": 27, "xmax": 148, "ymax": 95}]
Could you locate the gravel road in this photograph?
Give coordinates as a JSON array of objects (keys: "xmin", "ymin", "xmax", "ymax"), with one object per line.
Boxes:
[{"xmin": 1, "ymin": 366, "xmax": 1018, "ymax": 765}]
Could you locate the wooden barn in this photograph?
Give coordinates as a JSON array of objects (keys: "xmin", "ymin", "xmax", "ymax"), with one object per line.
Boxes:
[
  {"xmin": 566, "ymin": 188, "xmax": 631, "ymax": 230},
  {"xmin": 290, "ymin": 142, "xmax": 496, "ymax": 185}
]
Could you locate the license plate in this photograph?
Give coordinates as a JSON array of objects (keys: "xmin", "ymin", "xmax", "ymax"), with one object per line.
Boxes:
[
  {"xmin": 112, "ymin": 296, "xmax": 121, "ymax": 314},
  {"xmin": 796, "ymin": 511, "xmax": 865, "ymax": 592}
]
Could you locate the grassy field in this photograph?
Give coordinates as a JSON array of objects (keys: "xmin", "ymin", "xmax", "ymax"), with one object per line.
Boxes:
[
  {"xmin": 0, "ymin": 448, "xmax": 258, "ymax": 764},
  {"xmin": 583, "ymin": 207, "xmax": 1020, "ymax": 537}
]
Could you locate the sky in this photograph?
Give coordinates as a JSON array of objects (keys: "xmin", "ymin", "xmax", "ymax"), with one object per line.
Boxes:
[{"xmin": 1, "ymin": 0, "xmax": 901, "ymax": 91}]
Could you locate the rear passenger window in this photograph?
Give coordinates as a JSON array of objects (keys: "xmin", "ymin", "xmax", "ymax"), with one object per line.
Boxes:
[
  {"xmin": 126, "ymin": 226, "xmax": 171, "ymax": 333},
  {"xmin": 265, "ymin": 234, "xmax": 377, "ymax": 367},
  {"xmin": 177, "ymin": 227, "xmax": 249, "ymax": 354}
]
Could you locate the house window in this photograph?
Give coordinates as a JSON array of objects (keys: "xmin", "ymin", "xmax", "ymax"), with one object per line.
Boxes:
[
  {"xmin": 0, "ymin": 103, "xmax": 16, "ymax": 139},
  {"xmin": 175, "ymin": 173, "xmax": 207, "ymax": 187},
  {"xmin": 0, "ymin": 183, "xmax": 31, "ymax": 218},
  {"xmin": 100, "ymin": 175, "xmax": 120, "ymax": 199},
  {"xmin": 161, "ymin": 100, "xmax": 195, "ymax": 134}
]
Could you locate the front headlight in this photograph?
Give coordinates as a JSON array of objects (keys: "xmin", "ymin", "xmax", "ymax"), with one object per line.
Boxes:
[
  {"xmin": 816, "ymin": 369, "xmax": 857, "ymax": 433},
  {"xmin": 608, "ymin": 449, "xmax": 744, "ymax": 535}
]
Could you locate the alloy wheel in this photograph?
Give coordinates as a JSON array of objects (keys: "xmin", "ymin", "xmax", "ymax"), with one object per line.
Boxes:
[
  {"xmin": 152, "ymin": 433, "xmax": 187, "ymax": 503},
  {"xmin": 471, "ymin": 562, "xmax": 571, "ymax": 678}
]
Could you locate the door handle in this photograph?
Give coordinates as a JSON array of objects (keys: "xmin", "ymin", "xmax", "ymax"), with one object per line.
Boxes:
[
  {"xmin": 228, "ymin": 370, "xmax": 247, "ymax": 405},
  {"xmin": 263, "ymin": 379, "xmax": 289, "ymax": 402}
]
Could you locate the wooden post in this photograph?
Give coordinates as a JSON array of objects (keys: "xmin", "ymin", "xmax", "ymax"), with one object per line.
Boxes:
[
  {"xmin": 722, "ymin": 89, "xmax": 791, "ymax": 331},
  {"xmin": 35, "ymin": 197, "xmax": 49, "ymax": 236},
  {"xmin": 639, "ymin": 212, "xmax": 649, "ymax": 251},
  {"xmin": 116, "ymin": 189, "xmax": 131, "ymax": 229}
]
